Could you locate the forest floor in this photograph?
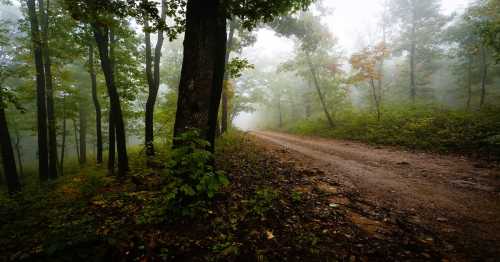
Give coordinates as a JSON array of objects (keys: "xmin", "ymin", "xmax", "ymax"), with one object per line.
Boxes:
[
  {"xmin": 2, "ymin": 131, "xmax": 500, "ymax": 261},
  {"xmin": 251, "ymin": 130, "xmax": 500, "ymax": 261}
]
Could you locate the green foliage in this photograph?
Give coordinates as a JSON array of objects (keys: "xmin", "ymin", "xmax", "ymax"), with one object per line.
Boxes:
[
  {"xmin": 227, "ymin": 57, "xmax": 254, "ymax": 78},
  {"xmin": 248, "ymin": 187, "xmax": 279, "ymax": 218},
  {"xmin": 170, "ymin": 131, "xmax": 229, "ymax": 198},
  {"xmin": 291, "ymin": 190, "xmax": 303, "ymax": 204},
  {"xmin": 79, "ymin": 170, "xmax": 110, "ymax": 197},
  {"xmin": 475, "ymin": 0, "xmax": 500, "ymax": 62},
  {"xmin": 284, "ymin": 105, "xmax": 500, "ymax": 157},
  {"xmin": 225, "ymin": 0, "xmax": 314, "ymax": 29},
  {"xmin": 140, "ymin": 131, "xmax": 229, "ymax": 223}
]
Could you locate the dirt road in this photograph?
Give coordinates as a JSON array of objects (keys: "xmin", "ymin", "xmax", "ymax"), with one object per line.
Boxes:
[{"xmin": 252, "ymin": 131, "xmax": 500, "ymax": 260}]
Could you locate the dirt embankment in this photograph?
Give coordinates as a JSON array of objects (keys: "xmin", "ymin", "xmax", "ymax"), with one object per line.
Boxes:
[{"xmin": 252, "ymin": 131, "xmax": 500, "ymax": 261}]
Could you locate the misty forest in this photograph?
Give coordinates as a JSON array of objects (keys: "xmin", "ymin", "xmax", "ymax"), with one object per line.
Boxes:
[{"xmin": 1, "ymin": 0, "xmax": 500, "ymax": 260}]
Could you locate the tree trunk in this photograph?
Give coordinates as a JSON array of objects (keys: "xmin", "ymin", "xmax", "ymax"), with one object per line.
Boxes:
[
  {"xmin": 466, "ymin": 56, "xmax": 473, "ymax": 111},
  {"xmin": 480, "ymin": 45, "xmax": 488, "ymax": 108},
  {"xmin": 370, "ymin": 78, "xmax": 381, "ymax": 121},
  {"xmin": 108, "ymin": 109, "xmax": 115, "ymax": 173},
  {"xmin": 59, "ymin": 95, "xmax": 66, "ymax": 175},
  {"xmin": 173, "ymin": 0, "xmax": 227, "ymax": 152},
  {"xmin": 38, "ymin": 0, "xmax": 58, "ymax": 179},
  {"xmin": 306, "ymin": 53, "xmax": 335, "ymax": 128},
  {"xmin": 27, "ymin": 0, "xmax": 49, "ymax": 182},
  {"xmin": 144, "ymin": 0, "xmax": 167, "ymax": 157},
  {"xmin": 305, "ymin": 81, "xmax": 312, "ymax": 118},
  {"xmin": 13, "ymin": 128, "xmax": 24, "ymax": 178},
  {"xmin": 93, "ymin": 24, "xmax": 128, "ymax": 176},
  {"xmin": 89, "ymin": 44, "xmax": 103, "ymax": 163},
  {"xmin": 0, "ymin": 96, "xmax": 21, "ymax": 195},
  {"xmin": 79, "ymin": 90, "xmax": 87, "ymax": 165},
  {"xmin": 73, "ymin": 119, "xmax": 80, "ymax": 162},
  {"xmin": 221, "ymin": 19, "xmax": 236, "ymax": 135}
]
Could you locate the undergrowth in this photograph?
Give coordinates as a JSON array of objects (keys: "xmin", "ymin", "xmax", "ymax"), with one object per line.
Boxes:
[
  {"xmin": 0, "ymin": 131, "xmax": 442, "ymax": 261},
  {"xmin": 283, "ymin": 105, "xmax": 500, "ymax": 158}
]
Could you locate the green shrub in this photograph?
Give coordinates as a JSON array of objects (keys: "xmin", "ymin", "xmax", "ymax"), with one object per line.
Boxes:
[
  {"xmin": 283, "ymin": 105, "xmax": 500, "ymax": 157},
  {"xmin": 248, "ymin": 187, "xmax": 279, "ymax": 218},
  {"xmin": 139, "ymin": 130, "xmax": 229, "ymax": 223}
]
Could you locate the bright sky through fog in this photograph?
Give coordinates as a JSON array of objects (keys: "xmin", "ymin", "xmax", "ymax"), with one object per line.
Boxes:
[
  {"xmin": 244, "ymin": 0, "xmax": 471, "ymax": 60},
  {"xmin": 236, "ymin": 0, "xmax": 471, "ymax": 130},
  {"xmin": 323, "ymin": 0, "xmax": 470, "ymax": 52}
]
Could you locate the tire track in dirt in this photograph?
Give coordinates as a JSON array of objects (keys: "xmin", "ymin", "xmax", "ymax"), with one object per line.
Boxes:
[{"xmin": 251, "ymin": 130, "xmax": 500, "ymax": 260}]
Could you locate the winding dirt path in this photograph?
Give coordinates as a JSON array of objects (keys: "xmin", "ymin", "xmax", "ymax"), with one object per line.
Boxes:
[{"xmin": 252, "ymin": 130, "xmax": 500, "ymax": 260}]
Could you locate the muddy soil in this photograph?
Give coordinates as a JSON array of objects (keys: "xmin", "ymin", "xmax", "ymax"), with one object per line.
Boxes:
[{"xmin": 252, "ymin": 131, "xmax": 500, "ymax": 261}]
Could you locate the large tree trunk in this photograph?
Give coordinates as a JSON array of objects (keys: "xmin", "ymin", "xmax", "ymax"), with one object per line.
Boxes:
[
  {"xmin": 479, "ymin": 45, "xmax": 488, "ymax": 108},
  {"xmin": 89, "ymin": 44, "xmax": 103, "ymax": 163},
  {"xmin": 306, "ymin": 53, "xmax": 335, "ymax": 128},
  {"xmin": 38, "ymin": 0, "xmax": 58, "ymax": 179},
  {"xmin": 93, "ymin": 24, "xmax": 128, "ymax": 176},
  {"xmin": 144, "ymin": 0, "xmax": 167, "ymax": 157},
  {"xmin": 79, "ymin": 90, "xmax": 87, "ymax": 165},
  {"xmin": 27, "ymin": 0, "xmax": 49, "ymax": 182},
  {"xmin": 0, "ymin": 95, "xmax": 21, "ymax": 194},
  {"xmin": 221, "ymin": 20, "xmax": 236, "ymax": 135},
  {"xmin": 173, "ymin": 0, "xmax": 227, "ymax": 152},
  {"xmin": 13, "ymin": 128, "xmax": 24, "ymax": 178},
  {"xmin": 108, "ymin": 109, "xmax": 116, "ymax": 172}
]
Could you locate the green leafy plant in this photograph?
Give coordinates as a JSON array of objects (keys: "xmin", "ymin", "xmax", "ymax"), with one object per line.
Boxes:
[
  {"xmin": 291, "ymin": 191, "xmax": 303, "ymax": 204},
  {"xmin": 248, "ymin": 187, "xmax": 279, "ymax": 218},
  {"xmin": 140, "ymin": 130, "xmax": 229, "ymax": 223}
]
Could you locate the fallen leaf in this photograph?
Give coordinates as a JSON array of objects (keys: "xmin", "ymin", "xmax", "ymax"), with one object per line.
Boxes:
[{"xmin": 266, "ymin": 230, "xmax": 274, "ymax": 240}]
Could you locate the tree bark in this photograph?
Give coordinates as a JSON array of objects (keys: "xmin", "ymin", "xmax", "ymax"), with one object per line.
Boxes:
[
  {"xmin": 108, "ymin": 109, "xmax": 116, "ymax": 173},
  {"xmin": 59, "ymin": 95, "xmax": 66, "ymax": 175},
  {"xmin": 0, "ymin": 95, "xmax": 21, "ymax": 194},
  {"xmin": 13, "ymin": 128, "xmax": 24, "ymax": 178},
  {"xmin": 221, "ymin": 19, "xmax": 236, "ymax": 134},
  {"xmin": 144, "ymin": 0, "xmax": 167, "ymax": 156},
  {"xmin": 306, "ymin": 53, "xmax": 335, "ymax": 128},
  {"xmin": 370, "ymin": 78, "xmax": 381, "ymax": 121},
  {"xmin": 480, "ymin": 45, "xmax": 488, "ymax": 108},
  {"xmin": 92, "ymin": 24, "xmax": 128, "ymax": 176},
  {"xmin": 38, "ymin": 0, "xmax": 58, "ymax": 179},
  {"xmin": 73, "ymin": 119, "xmax": 80, "ymax": 162},
  {"xmin": 27, "ymin": 0, "xmax": 49, "ymax": 182},
  {"xmin": 173, "ymin": 0, "xmax": 227, "ymax": 152},
  {"xmin": 79, "ymin": 89, "xmax": 87, "ymax": 165},
  {"xmin": 89, "ymin": 44, "xmax": 103, "ymax": 163}
]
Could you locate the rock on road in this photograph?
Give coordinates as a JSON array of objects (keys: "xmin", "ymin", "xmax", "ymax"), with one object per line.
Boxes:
[{"xmin": 252, "ymin": 130, "xmax": 500, "ymax": 260}]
